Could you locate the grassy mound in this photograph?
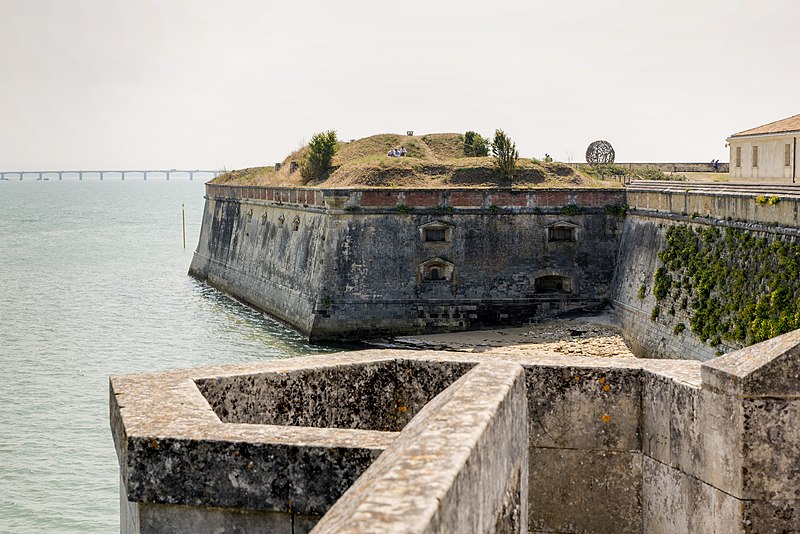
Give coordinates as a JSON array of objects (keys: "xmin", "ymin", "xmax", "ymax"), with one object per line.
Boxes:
[{"xmin": 212, "ymin": 133, "xmax": 622, "ymax": 189}]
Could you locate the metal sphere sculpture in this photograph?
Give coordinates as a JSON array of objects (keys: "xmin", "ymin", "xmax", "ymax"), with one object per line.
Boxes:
[{"xmin": 586, "ymin": 140, "xmax": 615, "ymax": 164}]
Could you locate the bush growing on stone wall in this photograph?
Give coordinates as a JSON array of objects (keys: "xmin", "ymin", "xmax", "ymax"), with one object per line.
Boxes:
[
  {"xmin": 755, "ymin": 195, "xmax": 780, "ymax": 206},
  {"xmin": 653, "ymin": 267, "xmax": 672, "ymax": 300},
  {"xmin": 463, "ymin": 131, "xmax": 489, "ymax": 157},
  {"xmin": 491, "ymin": 129, "xmax": 518, "ymax": 180},
  {"xmin": 637, "ymin": 284, "xmax": 647, "ymax": 301},
  {"xmin": 604, "ymin": 204, "xmax": 629, "ymax": 216},
  {"xmin": 654, "ymin": 223, "xmax": 800, "ymax": 347},
  {"xmin": 650, "ymin": 306, "xmax": 660, "ymax": 321},
  {"xmin": 301, "ymin": 130, "xmax": 338, "ymax": 182}
]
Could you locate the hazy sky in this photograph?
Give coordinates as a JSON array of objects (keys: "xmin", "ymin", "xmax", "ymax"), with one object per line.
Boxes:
[{"xmin": 1, "ymin": 0, "xmax": 797, "ymax": 170}]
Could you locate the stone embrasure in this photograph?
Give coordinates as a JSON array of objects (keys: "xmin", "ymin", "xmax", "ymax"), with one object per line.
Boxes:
[{"xmin": 112, "ymin": 331, "xmax": 800, "ymax": 533}]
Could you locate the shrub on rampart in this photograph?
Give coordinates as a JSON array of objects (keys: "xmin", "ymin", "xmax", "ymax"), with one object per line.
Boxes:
[
  {"xmin": 301, "ymin": 130, "xmax": 338, "ymax": 182},
  {"xmin": 491, "ymin": 129, "xmax": 518, "ymax": 180},
  {"xmin": 463, "ymin": 131, "xmax": 489, "ymax": 157}
]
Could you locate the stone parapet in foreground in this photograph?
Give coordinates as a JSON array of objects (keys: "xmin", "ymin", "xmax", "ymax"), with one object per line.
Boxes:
[{"xmin": 111, "ymin": 329, "xmax": 800, "ymax": 532}]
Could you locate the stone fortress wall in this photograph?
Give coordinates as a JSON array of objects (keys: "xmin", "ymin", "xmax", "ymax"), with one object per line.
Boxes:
[
  {"xmin": 191, "ymin": 182, "xmax": 800, "ymax": 362},
  {"xmin": 110, "ymin": 181, "xmax": 800, "ymax": 532},
  {"xmin": 190, "ymin": 185, "xmax": 626, "ymax": 341},
  {"xmin": 618, "ymin": 184, "xmax": 800, "ymax": 361}
]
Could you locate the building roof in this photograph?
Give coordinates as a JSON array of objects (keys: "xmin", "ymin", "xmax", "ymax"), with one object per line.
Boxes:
[{"xmin": 731, "ymin": 114, "xmax": 800, "ymax": 138}]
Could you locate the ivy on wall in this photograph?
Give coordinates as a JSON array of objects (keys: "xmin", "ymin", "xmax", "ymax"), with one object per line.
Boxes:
[{"xmin": 653, "ymin": 223, "xmax": 800, "ymax": 347}]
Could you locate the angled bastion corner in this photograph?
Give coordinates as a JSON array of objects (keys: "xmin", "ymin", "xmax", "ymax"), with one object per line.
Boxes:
[{"xmin": 701, "ymin": 328, "xmax": 800, "ymax": 398}]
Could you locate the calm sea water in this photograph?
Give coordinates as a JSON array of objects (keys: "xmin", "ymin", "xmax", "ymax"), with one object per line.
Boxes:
[{"xmin": 0, "ymin": 179, "xmax": 336, "ymax": 533}]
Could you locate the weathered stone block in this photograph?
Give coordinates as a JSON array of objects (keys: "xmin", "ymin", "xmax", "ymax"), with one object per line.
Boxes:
[
  {"xmin": 125, "ymin": 436, "xmax": 384, "ymax": 516},
  {"xmin": 642, "ymin": 455, "xmax": 688, "ymax": 533},
  {"xmin": 194, "ymin": 359, "xmax": 473, "ymax": 433},
  {"xmin": 641, "ymin": 370, "xmax": 672, "ymax": 463},
  {"xmin": 669, "ymin": 382, "xmax": 701, "ymax": 476},
  {"xmin": 528, "ymin": 448, "xmax": 642, "ymax": 533},
  {"xmin": 135, "ymin": 502, "xmax": 297, "ymax": 534},
  {"xmin": 697, "ymin": 388, "xmax": 743, "ymax": 497},
  {"xmin": 642, "ymin": 456, "xmax": 742, "ymax": 534},
  {"xmin": 742, "ymin": 398, "xmax": 800, "ymax": 500},
  {"xmin": 668, "ymin": 381, "xmax": 744, "ymax": 498},
  {"xmin": 526, "ymin": 365, "xmax": 641, "ymax": 451},
  {"xmin": 312, "ymin": 361, "xmax": 529, "ymax": 534},
  {"xmin": 741, "ymin": 499, "xmax": 800, "ymax": 533}
]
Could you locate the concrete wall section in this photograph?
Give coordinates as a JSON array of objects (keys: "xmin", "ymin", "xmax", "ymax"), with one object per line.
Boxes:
[
  {"xmin": 112, "ymin": 337, "xmax": 800, "ymax": 533},
  {"xmin": 612, "ymin": 215, "xmax": 719, "ymax": 361},
  {"xmin": 311, "ymin": 361, "xmax": 529, "ymax": 534},
  {"xmin": 627, "ymin": 187, "xmax": 800, "ymax": 227},
  {"xmin": 524, "ymin": 362, "xmax": 644, "ymax": 533}
]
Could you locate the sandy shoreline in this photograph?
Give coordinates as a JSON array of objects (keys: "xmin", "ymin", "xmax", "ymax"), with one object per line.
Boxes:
[{"xmin": 381, "ymin": 313, "xmax": 636, "ymax": 359}]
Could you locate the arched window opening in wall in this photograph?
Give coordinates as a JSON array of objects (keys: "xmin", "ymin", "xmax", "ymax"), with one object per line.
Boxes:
[
  {"xmin": 419, "ymin": 258, "xmax": 455, "ymax": 283},
  {"xmin": 424, "ymin": 264, "xmax": 448, "ymax": 281},
  {"xmin": 535, "ymin": 275, "xmax": 572, "ymax": 294}
]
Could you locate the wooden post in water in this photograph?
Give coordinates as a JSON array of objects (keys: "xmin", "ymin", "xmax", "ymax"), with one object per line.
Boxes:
[{"xmin": 182, "ymin": 204, "xmax": 186, "ymax": 249}]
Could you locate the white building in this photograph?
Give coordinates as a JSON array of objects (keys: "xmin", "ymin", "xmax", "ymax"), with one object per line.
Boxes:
[{"xmin": 727, "ymin": 114, "xmax": 800, "ymax": 181}]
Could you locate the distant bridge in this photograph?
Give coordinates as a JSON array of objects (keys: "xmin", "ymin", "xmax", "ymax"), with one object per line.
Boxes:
[{"xmin": 0, "ymin": 169, "xmax": 221, "ymax": 181}]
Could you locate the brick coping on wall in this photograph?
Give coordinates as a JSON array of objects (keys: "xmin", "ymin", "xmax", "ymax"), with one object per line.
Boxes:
[{"xmin": 205, "ymin": 184, "xmax": 627, "ymax": 210}]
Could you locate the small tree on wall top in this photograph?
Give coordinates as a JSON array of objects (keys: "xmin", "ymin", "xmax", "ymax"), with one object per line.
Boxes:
[
  {"xmin": 464, "ymin": 131, "xmax": 489, "ymax": 157},
  {"xmin": 301, "ymin": 130, "xmax": 338, "ymax": 182},
  {"xmin": 492, "ymin": 129, "xmax": 518, "ymax": 180}
]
